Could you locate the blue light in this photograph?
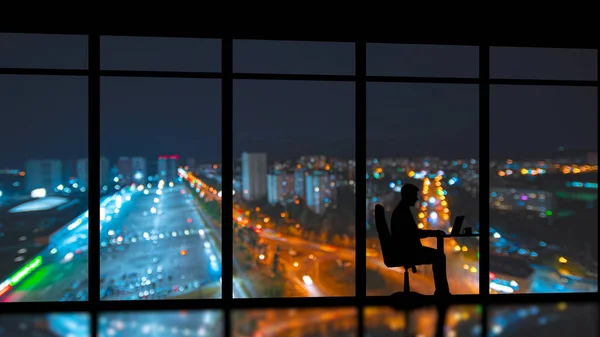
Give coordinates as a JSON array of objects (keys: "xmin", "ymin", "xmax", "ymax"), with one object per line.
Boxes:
[
  {"xmin": 366, "ymin": 174, "xmax": 369, "ymax": 179},
  {"xmin": 324, "ymin": 198, "xmax": 329, "ymax": 202},
  {"xmin": 491, "ymin": 192, "xmax": 497, "ymax": 197},
  {"xmin": 572, "ymin": 182, "xmax": 584, "ymax": 187},
  {"xmin": 518, "ymin": 248, "xmax": 527, "ymax": 255},
  {"xmin": 373, "ymin": 173, "xmax": 380, "ymax": 179},
  {"xmin": 539, "ymin": 241, "xmax": 547, "ymax": 247},
  {"xmin": 584, "ymin": 182, "xmax": 598, "ymax": 189},
  {"xmin": 372, "ymin": 197, "xmax": 377, "ymax": 202},
  {"xmin": 452, "ymin": 161, "xmax": 458, "ymax": 166},
  {"xmin": 373, "ymin": 159, "xmax": 379, "ymax": 164},
  {"xmin": 518, "ymin": 201, "xmax": 524, "ymax": 206},
  {"xmin": 470, "ymin": 159, "xmax": 476, "ymax": 164},
  {"xmin": 530, "ymin": 252, "xmax": 538, "ymax": 257},
  {"xmin": 389, "ymin": 182, "xmax": 396, "ymax": 188},
  {"xmin": 462, "ymin": 163, "xmax": 468, "ymax": 168}
]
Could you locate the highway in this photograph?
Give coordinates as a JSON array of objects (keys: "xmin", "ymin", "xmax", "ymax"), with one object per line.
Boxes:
[
  {"xmin": 99, "ymin": 180, "xmax": 223, "ymax": 300},
  {"xmin": 230, "ymin": 172, "xmax": 479, "ymax": 297}
]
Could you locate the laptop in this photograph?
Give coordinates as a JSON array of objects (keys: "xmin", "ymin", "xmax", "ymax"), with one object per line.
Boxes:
[{"xmin": 450, "ymin": 215, "xmax": 466, "ymax": 236}]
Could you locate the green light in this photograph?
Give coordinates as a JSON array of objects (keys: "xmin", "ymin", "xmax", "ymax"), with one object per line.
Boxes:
[
  {"xmin": 10, "ymin": 256, "xmax": 42, "ymax": 285},
  {"xmin": 373, "ymin": 173, "xmax": 380, "ymax": 179},
  {"xmin": 546, "ymin": 210, "xmax": 553, "ymax": 216},
  {"xmin": 476, "ymin": 252, "xmax": 480, "ymax": 260},
  {"xmin": 436, "ymin": 190, "xmax": 443, "ymax": 195}
]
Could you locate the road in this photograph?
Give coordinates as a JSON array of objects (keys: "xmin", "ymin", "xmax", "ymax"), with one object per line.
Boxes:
[
  {"xmin": 100, "ymin": 181, "xmax": 223, "ymax": 300},
  {"xmin": 230, "ymin": 173, "xmax": 479, "ymax": 297}
]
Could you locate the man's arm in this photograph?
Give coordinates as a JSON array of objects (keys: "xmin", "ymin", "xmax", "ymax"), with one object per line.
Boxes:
[{"xmin": 418, "ymin": 229, "xmax": 446, "ymax": 238}]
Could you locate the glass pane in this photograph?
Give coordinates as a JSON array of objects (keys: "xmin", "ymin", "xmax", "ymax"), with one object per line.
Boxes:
[
  {"xmin": 232, "ymin": 307, "xmax": 357, "ymax": 336},
  {"xmin": 234, "ymin": 40, "xmax": 354, "ymax": 75},
  {"xmin": 489, "ymin": 303, "xmax": 598, "ymax": 336},
  {"xmin": 367, "ymin": 43, "xmax": 479, "ymax": 78},
  {"xmin": 364, "ymin": 305, "xmax": 482, "ymax": 336},
  {"xmin": 100, "ymin": 77, "xmax": 221, "ymax": 300},
  {"xmin": 233, "ymin": 80, "xmax": 355, "ymax": 297},
  {"xmin": 98, "ymin": 310, "xmax": 224, "ymax": 337},
  {"xmin": 0, "ymin": 33, "xmax": 88, "ymax": 69},
  {"xmin": 0, "ymin": 75, "xmax": 88, "ymax": 302},
  {"xmin": 0, "ymin": 313, "xmax": 90, "ymax": 336},
  {"xmin": 490, "ymin": 85, "xmax": 598, "ymax": 294},
  {"xmin": 367, "ymin": 83, "xmax": 480, "ymax": 296},
  {"xmin": 491, "ymin": 47, "xmax": 598, "ymax": 81},
  {"xmin": 101, "ymin": 36, "xmax": 221, "ymax": 72}
]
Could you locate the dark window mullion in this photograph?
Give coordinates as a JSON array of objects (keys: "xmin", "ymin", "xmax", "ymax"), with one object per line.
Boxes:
[
  {"xmin": 355, "ymin": 40, "xmax": 367, "ymax": 337},
  {"xmin": 479, "ymin": 43, "xmax": 491, "ymax": 337},
  {"xmin": 88, "ymin": 32, "xmax": 101, "ymax": 337},
  {"xmin": 221, "ymin": 37, "xmax": 234, "ymax": 337}
]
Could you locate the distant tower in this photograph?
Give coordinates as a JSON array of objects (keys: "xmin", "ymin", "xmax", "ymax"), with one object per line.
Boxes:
[{"xmin": 241, "ymin": 152, "xmax": 267, "ymax": 201}]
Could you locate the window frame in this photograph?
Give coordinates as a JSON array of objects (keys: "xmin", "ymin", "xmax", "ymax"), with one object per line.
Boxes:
[{"xmin": 1, "ymin": 31, "xmax": 598, "ymax": 337}]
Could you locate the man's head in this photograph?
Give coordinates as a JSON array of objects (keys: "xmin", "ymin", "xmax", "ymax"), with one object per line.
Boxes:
[{"xmin": 400, "ymin": 183, "xmax": 419, "ymax": 206}]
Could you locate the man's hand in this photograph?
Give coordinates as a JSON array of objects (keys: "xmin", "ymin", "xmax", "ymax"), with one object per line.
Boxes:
[{"xmin": 432, "ymin": 230, "xmax": 447, "ymax": 237}]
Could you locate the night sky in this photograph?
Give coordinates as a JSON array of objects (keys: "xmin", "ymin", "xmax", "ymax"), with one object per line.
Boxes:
[{"xmin": 1, "ymin": 33, "xmax": 597, "ymax": 169}]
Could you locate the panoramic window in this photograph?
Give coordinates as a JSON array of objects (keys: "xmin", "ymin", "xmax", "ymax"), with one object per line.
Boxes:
[
  {"xmin": 0, "ymin": 74, "xmax": 88, "ymax": 302},
  {"xmin": 100, "ymin": 77, "xmax": 222, "ymax": 300},
  {"xmin": 1, "ymin": 30, "xmax": 598, "ymax": 337},
  {"xmin": 489, "ymin": 85, "xmax": 598, "ymax": 294},
  {"xmin": 367, "ymin": 43, "xmax": 479, "ymax": 78},
  {"xmin": 233, "ymin": 40, "xmax": 354, "ymax": 75},
  {"xmin": 0, "ymin": 33, "xmax": 88, "ymax": 69},
  {"xmin": 366, "ymin": 82, "xmax": 480, "ymax": 295},
  {"xmin": 101, "ymin": 36, "xmax": 221, "ymax": 72},
  {"xmin": 233, "ymin": 79, "xmax": 355, "ymax": 297}
]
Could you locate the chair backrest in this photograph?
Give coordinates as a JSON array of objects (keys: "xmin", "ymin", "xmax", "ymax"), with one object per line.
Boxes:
[{"xmin": 374, "ymin": 204, "xmax": 398, "ymax": 267}]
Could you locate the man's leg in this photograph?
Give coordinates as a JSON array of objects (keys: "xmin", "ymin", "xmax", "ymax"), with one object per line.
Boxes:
[{"xmin": 420, "ymin": 247, "xmax": 450, "ymax": 295}]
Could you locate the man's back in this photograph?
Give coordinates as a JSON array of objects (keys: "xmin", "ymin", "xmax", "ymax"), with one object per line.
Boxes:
[{"xmin": 390, "ymin": 203, "xmax": 423, "ymax": 253}]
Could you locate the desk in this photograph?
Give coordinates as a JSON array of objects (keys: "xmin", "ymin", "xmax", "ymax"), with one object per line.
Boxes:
[{"xmin": 437, "ymin": 233, "xmax": 480, "ymax": 252}]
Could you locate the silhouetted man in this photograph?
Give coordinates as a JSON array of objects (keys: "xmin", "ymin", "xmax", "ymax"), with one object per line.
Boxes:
[{"xmin": 391, "ymin": 183, "xmax": 450, "ymax": 295}]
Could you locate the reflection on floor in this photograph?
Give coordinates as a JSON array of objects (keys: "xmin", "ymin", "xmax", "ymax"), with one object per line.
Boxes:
[{"xmin": 0, "ymin": 302, "xmax": 597, "ymax": 337}]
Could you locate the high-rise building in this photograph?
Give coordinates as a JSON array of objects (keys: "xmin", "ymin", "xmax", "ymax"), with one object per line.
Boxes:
[
  {"xmin": 241, "ymin": 152, "xmax": 267, "ymax": 201},
  {"xmin": 25, "ymin": 160, "xmax": 63, "ymax": 193},
  {"xmin": 158, "ymin": 155, "xmax": 179, "ymax": 183},
  {"xmin": 132, "ymin": 156, "xmax": 147, "ymax": 182},
  {"xmin": 305, "ymin": 170, "xmax": 332, "ymax": 214},
  {"xmin": 186, "ymin": 157, "xmax": 196, "ymax": 171},
  {"xmin": 117, "ymin": 157, "xmax": 133, "ymax": 184},
  {"xmin": 294, "ymin": 168, "xmax": 306, "ymax": 199},
  {"xmin": 63, "ymin": 160, "xmax": 77, "ymax": 182},
  {"xmin": 267, "ymin": 172, "xmax": 294, "ymax": 205},
  {"xmin": 76, "ymin": 158, "xmax": 88, "ymax": 187},
  {"xmin": 588, "ymin": 152, "xmax": 598, "ymax": 165},
  {"xmin": 100, "ymin": 156, "xmax": 110, "ymax": 186},
  {"xmin": 0, "ymin": 169, "xmax": 26, "ymax": 197}
]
